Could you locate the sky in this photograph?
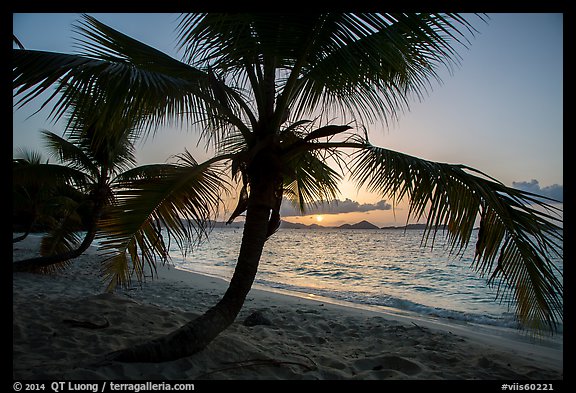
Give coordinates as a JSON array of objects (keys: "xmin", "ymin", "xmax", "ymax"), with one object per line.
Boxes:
[{"xmin": 12, "ymin": 13, "xmax": 564, "ymax": 227}]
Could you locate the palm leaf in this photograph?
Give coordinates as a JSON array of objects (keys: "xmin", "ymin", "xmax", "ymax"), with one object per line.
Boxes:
[
  {"xmin": 39, "ymin": 195, "xmax": 83, "ymax": 255},
  {"xmin": 350, "ymin": 143, "xmax": 563, "ymax": 333},
  {"xmin": 97, "ymin": 154, "xmax": 230, "ymax": 290},
  {"xmin": 13, "ymin": 148, "xmax": 47, "ymax": 165},
  {"xmin": 14, "ymin": 15, "xmax": 251, "ymax": 150},
  {"xmin": 54, "ymin": 82, "xmax": 140, "ymax": 174},
  {"xmin": 72, "ymin": 14, "xmax": 216, "ymax": 130},
  {"xmin": 287, "ymin": 13, "xmax": 486, "ymax": 124},
  {"xmin": 13, "ymin": 34, "xmax": 25, "ymax": 50},
  {"xmin": 177, "ymin": 13, "xmax": 485, "ymax": 132},
  {"xmin": 13, "ymin": 152, "xmax": 91, "ymax": 191},
  {"xmin": 13, "ymin": 150, "xmax": 90, "ymax": 250},
  {"xmin": 12, "ymin": 23, "xmax": 200, "ymax": 128},
  {"xmin": 40, "ymin": 130, "xmax": 100, "ymax": 179},
  {"xmin": 282, "ymin": 149, "xmax": 343, "ymax": 213}
]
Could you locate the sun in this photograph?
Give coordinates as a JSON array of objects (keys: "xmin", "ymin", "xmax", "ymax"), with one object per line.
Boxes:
[{"xmin": 315, "ymin": 215, "xmax": 324, "ymax": 223}]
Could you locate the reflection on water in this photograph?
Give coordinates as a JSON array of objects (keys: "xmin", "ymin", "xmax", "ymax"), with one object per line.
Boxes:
[{"xmin": 168, "ymin": 228, "xmax": 563, "ymax": 331}]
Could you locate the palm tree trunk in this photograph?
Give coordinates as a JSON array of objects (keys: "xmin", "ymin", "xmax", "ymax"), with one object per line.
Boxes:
[
  {"xmin": 13, "ymin": 173, "xmax": 111, "ymax": 273},
  {"xmin": 108, "ymin": 185, "xmax": 274, "ymax": 363},
  {"xmin": 12, "ymin": 229, "xmax": 31, "ymax": 243},
  {"xmin": 12, "ymin": 227, "xmax": 98, "ymax": 272},
  {"xmin": 13, "ymin": 212, "xmax": 36, "ymax": 243}
]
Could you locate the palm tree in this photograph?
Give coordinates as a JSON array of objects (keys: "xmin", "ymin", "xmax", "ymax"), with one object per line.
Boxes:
[
  {"xmin": 13, "ymin": 13, "xmax": 563, "ymax": 363},
  {"xmin": 12, "ymin": 149, "xmax": 85, "ymax": 244},
  {"xmin": 12, "ymin": 85, "xmax": 182, "ymax": 273},
  {"xmin": 12, "ymin": 122, "xmax": 124, "ymax": 271}
]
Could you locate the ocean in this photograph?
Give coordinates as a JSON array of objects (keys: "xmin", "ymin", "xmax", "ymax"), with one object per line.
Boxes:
[{"xmin": 167, "ymin": 227, "xmax": 564, "ymax": 334}]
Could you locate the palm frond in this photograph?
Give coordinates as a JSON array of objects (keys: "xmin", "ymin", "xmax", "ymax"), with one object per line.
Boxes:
[
  {"xmin": 288, "ymin": 13, "xmax": 487, "ymax": 125},
  {"xmin": 282, "ymin": 149, "xmax": 343, "ymax": 214},
  {"xmin": 39, "ymin": 197, "xmax": 84, "ymax": 255},
  {"xmin": 74, "ymin": 14, "xmax": 221, "ymax": 132},
  {"xmin": 112, "ymin": 163, "xmax": 180, "ymax": 184},
  {"xmin": 97, "ymin": 154, "xmax": 230, "ymax": 290},
  {"xmin": 13, "ymin": 148, "xmax": 48, "ymax": 165},
  {"xmin": 215, "ymin": 128, "xmax": 249, "ymax": 157},
  {"xmin": 14, "ymin": 15, "xmax": 252, "ymax": 152},
  {"xmin": 13, "ymin": 154, "xmax": 91, "ymax": 191},
  {"xmin": 54, "ymin": 82, "xmax": 140, "ymax": 174},
  {"xmin": 14, "ymin": 23, "xmax": 211, "ymax": 133},
  {"xmin": 177, "ymin": 13, "xmax": 485, "ymax": 130},
  {"xmin": 13, "ymin": 34, "xmax": 25, "ymax": 50},
  {"xmin": 350, "ymin": 143, "xmax": 563, "ymax": 333},
  {"xmin": 40, "ymin": 130, "xmax": 100, "ymax": 179}
]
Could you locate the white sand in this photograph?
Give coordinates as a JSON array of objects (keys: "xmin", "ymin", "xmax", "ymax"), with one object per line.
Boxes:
[{"xmin": 13, "ymin": 235, "xmax": 563, "ymax": 380}]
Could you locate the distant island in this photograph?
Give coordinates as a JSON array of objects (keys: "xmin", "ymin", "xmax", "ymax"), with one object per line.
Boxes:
[
  {"xmin": 278, "ymin": 221, "xmax": 324, "ymax": 230},
  {"xmin": 380, "ymin": 223, "xmax": 431, "ymax": 230},
  {"xmin": 337, "ymin": 220, "xmax": 380, "ymax": 230},
  {"xmin": 166, "ymin": 220, "xmax": 482, "ymax": 233},
  {"xmin": 199, "ymin": 220, "xmax": 453, "ymax": 231},
  {"xmin": 279, "ymin": 220, "xmax": 435, "ymax": 230}
]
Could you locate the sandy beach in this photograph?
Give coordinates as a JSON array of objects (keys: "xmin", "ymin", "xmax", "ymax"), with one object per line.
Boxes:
[{"xmin": 13, "ymin": 235, "xmax": 563, "ymax": 380}]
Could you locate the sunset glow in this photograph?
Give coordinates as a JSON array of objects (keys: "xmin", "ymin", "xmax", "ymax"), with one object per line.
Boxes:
[{"xmin": 12, "ymin": 14, "xmax": 563, "ymax": 228}]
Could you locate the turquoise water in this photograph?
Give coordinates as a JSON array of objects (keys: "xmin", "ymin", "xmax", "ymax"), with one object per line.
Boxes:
[{"xmin": 168, "ymin": 227, "xmax": 563, "ymax": 333}]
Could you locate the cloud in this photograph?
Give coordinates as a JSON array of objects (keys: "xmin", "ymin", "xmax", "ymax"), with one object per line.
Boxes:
[
  {"xmin": 280, "ymin": 198, "xmax": 392, "ymax": 217},
  {"xmin": 512, "ymin": 179, "xmax": 563, "ymax": 202}
]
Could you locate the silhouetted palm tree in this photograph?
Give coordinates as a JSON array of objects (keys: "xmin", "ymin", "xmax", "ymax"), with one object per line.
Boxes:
[
  {"xmin": 12, "ymin": 87, "xmax": 187, "ymax": 273},
  {"xmin": 12, "ymin": 149, "xmax": 85, "ymax": 246},
  {"xmin": 12, "ymin": 118, "xmax": 129, "ymax": 271},
  {"xmin": 13, "ymin": 13, "xmax": 562, "ymax": 362}
]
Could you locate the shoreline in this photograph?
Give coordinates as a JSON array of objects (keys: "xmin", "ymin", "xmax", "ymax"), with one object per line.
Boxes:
[
  {"xmin": 159, "ymin": 264, "xmax": 563, "ymax": 368},
  {"xmin": 160, "ymin": 261, "xmax": 563, "ymax": 354},
  {"xmin": 13, "ymin": 235, "xmax": 563, "ymax": 380}
]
